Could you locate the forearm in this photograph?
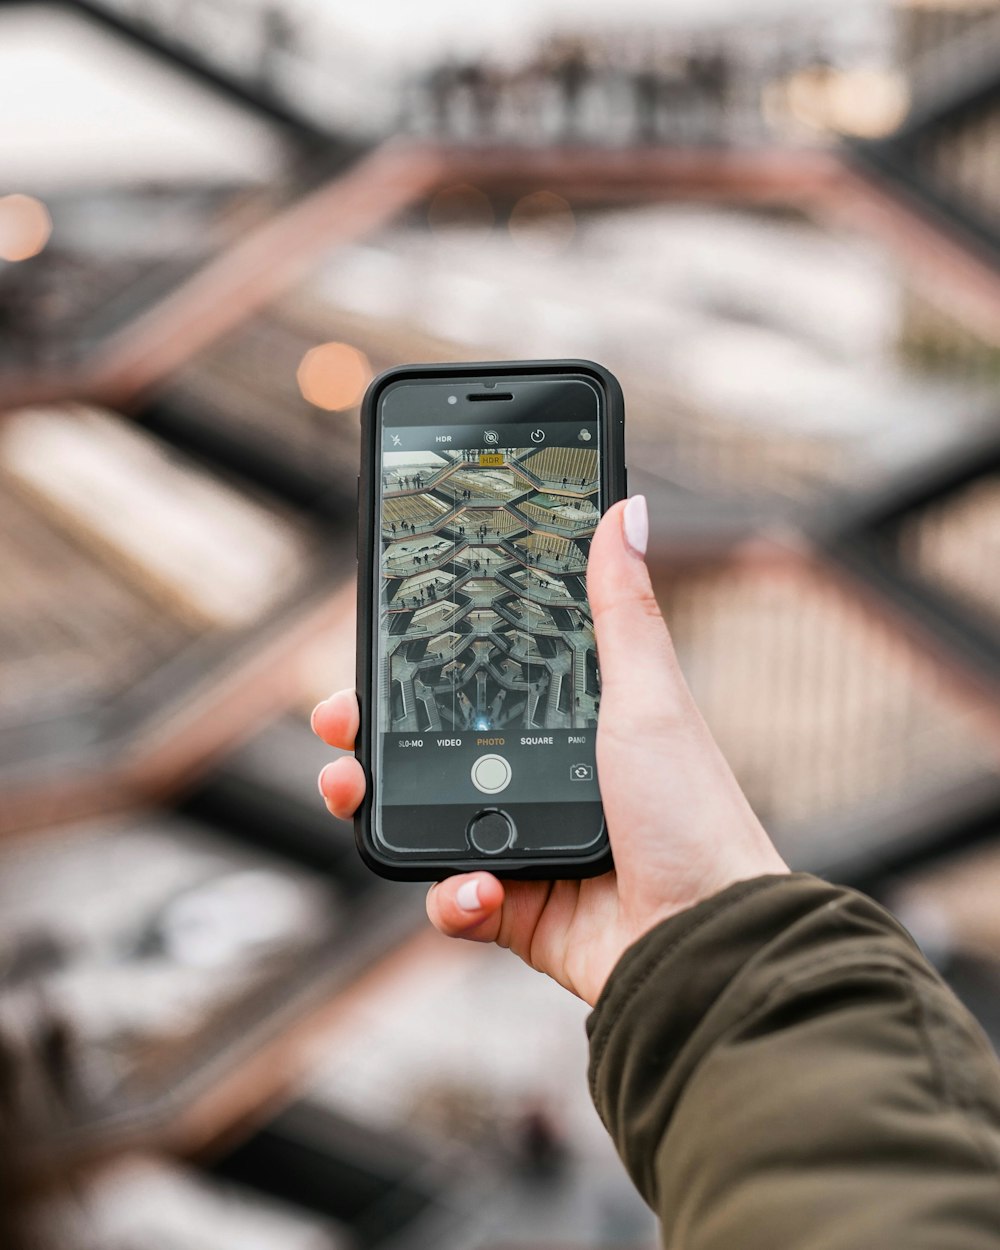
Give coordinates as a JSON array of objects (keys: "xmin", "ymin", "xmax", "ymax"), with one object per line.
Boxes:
[{"xmin": 588, "ymin": 874, "xmax": 1000, "ymax": 1250}]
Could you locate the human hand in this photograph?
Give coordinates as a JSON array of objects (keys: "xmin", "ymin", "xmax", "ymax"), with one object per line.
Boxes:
[{"xmin": 313, "ymin": 496, "xmax": 787, "ymax": 1007}]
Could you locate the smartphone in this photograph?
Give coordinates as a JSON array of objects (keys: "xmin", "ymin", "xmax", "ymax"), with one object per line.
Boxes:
[{"xmin": 355, "ymin": 360, "xmax": 626, "ymax": 880}]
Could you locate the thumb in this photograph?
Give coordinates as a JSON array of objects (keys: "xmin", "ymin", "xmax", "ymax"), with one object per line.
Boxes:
[
  {"xmin": 588, "ymin": 497, "xmax": 786, "ymax": 906},
  {"xmin": 587, "ymin": 496, "xmax": 692, "ymax": 742}
]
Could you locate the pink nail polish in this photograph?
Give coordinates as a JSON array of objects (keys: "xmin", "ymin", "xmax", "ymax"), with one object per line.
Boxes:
[
  {"xmin": 456, "ymin": 879, "xmax": 481, "ymax": 911},
  {"xmin": 623, "ymin": 495, "xmax": 648, "ymax": 557}
]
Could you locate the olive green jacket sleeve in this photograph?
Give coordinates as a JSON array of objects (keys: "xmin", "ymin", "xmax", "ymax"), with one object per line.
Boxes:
[{"xmin": 587, "ymin": 874, "xmax": 1000, "ymax": 1249}]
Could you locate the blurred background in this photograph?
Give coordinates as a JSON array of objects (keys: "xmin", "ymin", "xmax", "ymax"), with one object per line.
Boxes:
[{"xmin": 0, "ymin": 0, "xmax": 998, "ymax": 1246}]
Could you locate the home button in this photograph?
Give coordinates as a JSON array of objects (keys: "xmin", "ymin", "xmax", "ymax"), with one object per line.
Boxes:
[{"xmin": 467, "ymin": 809, "xmax": 515, "ymax": 855}]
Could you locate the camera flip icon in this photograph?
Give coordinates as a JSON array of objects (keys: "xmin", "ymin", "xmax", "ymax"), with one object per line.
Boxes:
[{"xmin": 570, "ymin": 763, "xmax": 594, "ymax": 782}]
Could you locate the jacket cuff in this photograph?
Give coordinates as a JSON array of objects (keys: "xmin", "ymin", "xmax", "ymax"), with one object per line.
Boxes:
[{"xmin": 586, "ymin": 873, "xmax": 918, "ymax": 1203}]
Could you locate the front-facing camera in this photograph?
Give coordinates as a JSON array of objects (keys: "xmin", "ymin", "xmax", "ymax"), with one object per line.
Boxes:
[{"xmin": 448, "ymin": 395, "xmax": 458, "ymax": 405}]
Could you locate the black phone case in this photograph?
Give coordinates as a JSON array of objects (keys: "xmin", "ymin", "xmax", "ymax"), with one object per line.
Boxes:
[{"xmin": 354, "ymin": 359, "xmax": 626, "ymax": 881}]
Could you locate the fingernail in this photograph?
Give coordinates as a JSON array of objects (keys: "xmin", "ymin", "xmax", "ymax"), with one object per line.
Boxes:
[
  {"xmin": 310, "ymin": 702, "xmax": 325, "ymax": 734},
  {"xmin": 456, "ymin": 879, "xmax": 481, "ymax": 911},
  {"xmin": 317, "ymin": 762, "xmax": 334, "ymax": 797},
  {"xmin": 623, "ymin": 495, "xmax": 648, "ymax": 557}
]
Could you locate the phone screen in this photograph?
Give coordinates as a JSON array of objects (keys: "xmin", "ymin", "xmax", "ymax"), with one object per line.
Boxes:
[{"xmin": 372, "ymin": 374, "xmax": 606, "ymax": 861}]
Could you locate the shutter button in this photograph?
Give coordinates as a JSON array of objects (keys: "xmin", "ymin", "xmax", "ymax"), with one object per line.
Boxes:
[{"xmin": 471, "ymin": 753, "xmax": 511, "ymax": 794}]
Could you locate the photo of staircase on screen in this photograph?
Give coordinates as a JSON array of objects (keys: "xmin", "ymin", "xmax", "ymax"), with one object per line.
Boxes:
[{"xmin": 379, "ymin": 444, "xmax": 600, "ymax": 734}]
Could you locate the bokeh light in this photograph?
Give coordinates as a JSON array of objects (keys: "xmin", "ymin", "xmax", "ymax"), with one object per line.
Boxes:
[
  {"xmin": 0, "ymin": 193, "xmax": 52, "ymax": 262},
  {"xmin": 297, "ymin": 341, "xmax": 372, "ymax": 411},
  {"xmin": 508, "ymin": 191, "xmax": 575, "ymax": 255},
  {"xmin": 427, "ymin": 183, "xmax": 495, "ymax": 231},
  {"xmin": 783, "ymin": 67, "xmax": 911, "ymax": 139}
]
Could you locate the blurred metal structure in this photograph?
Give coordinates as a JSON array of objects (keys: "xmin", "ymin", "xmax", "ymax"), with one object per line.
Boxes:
[
  {"xmin": 851, "ymin": 14, "xmax": 1000, "ymax": 273},
  {"xmin": 209, "ymin": 1100, "xmax": 480, "ymax": 1250},
  {"xmin": 0, "ymin": 732, "xmax": 423, "ymax": 1172},
  {"xmin": 64, "ymin": 0, "xmax": 339, "ymax": 153},
  {"xmin": 1, "ymin": 3, "xmax": 999, "ymax": 1246},
  {"xmin": 0, "ymin": 404, "xmax": 357, "ymax": 836},
  {"xmin": 826, "ymin": 429, "xmax": 1000, "ymax": 691}
]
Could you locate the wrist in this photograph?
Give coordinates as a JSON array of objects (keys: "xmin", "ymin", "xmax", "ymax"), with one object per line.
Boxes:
[{"xmin": 591, "ymin": 855, "xmax": 791, "ymax": 1006}]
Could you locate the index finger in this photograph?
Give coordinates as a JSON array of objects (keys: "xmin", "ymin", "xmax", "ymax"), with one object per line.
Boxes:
[{"xmin": 310, "ymin": 688, "xmax": 359, "ymax": 751}]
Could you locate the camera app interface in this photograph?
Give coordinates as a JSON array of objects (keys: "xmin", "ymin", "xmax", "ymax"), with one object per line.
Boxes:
[{"xmin": 376, "ymin": 413, "xmax": 601, "ymax": 811}]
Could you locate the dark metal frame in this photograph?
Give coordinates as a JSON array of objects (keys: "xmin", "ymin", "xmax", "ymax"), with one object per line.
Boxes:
[
  {"xmin": 62, "ymin": 0, "xmax": 337, "ymax": 154},
  {"xmin": 821, "ymin": 426, "xmax": 1000, "ymax": 696},
  {"xmin": 808, "ymin": 428, "xmax": 1000, "ymax": 893},
  {"xmin": 847, "ymin": 59, "xmax": 1000, "ymax": 276},
  {"xmin": 209, "ymin": 1099, "xmax": 481, "ymax": 1250}
]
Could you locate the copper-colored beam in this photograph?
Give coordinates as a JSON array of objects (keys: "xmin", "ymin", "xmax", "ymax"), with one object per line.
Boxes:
[
  {"xmin": 650, "ymin": 533, "xmax": 1000, "ymax": 750},
  {"xmin": 169, "ymin": 929, "xmax": 437, "ymax": 1163},
  {"xmin": 820, "ymin": 163, "xmax": 1000, "ymax": 346},
  {"xmin": 816, "ymin": 547, "xmax": 1000, "ymax": 750},
  {"xmin": 5, "ymin": 140, "xmax": 999, "ymax": 418},
  {"xmin": 438, "ymin": 142, "xmax": 847, "ymax": 205},
  {"xmin": 88, "ymin": 143, "xmax": 839, "ymax": 410},
  {"xmin": 18, "ymin": 905, "xmax": 430, "ymax": 1181},
  {"xmin": 0, "ymin": 576, "xmax": 357, "ymax": 838},
  {"xmin": 86, "ymin": 143, "xmax": 447, "ymax": 407}
]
